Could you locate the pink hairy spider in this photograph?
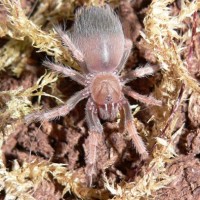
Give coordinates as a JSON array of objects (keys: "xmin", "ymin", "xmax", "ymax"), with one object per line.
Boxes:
[{"xmin": 25, "ymin": 5, "xmax": 162, "ymax": 186}]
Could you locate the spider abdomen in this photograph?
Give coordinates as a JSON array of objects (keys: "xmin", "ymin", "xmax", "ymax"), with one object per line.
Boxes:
[{"xmin": 69, "ymin": 6, "xmax": 125, "ymax": 73}]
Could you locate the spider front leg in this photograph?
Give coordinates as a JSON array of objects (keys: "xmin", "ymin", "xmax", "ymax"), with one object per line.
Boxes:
[
  {"xmin": 25, "ymin": 89, "xmax": 89, "ymax": 124},
  {"xmin": 122, "ymin": 99, "xmax": 148, "ymax": 160},
  {"xmin": 84, "ymin": 99, "xmax": 103, "ymax": 186}
]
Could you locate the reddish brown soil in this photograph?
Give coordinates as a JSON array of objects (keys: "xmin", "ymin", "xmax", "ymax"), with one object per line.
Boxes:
[{"xmin": 0, "ymin": 0, "xmax": 200, "ymax": 199}]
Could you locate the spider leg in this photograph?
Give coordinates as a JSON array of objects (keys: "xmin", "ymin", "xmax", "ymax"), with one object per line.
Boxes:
[
  {"xmin": 43, "ymin": 61, "xmax": 86, "ymax": 86},
  {"xmin": 123, "ymin": 86, "xmax": 162, "ymax": 106},
  {"xmin": 122, "ymin": 99, "xmax": 148, "ymax": 160},
  {"xmin": 84, "ymin": 98, "xmax": 103, "ymax": 186},
  {"xmin": 25, "ymin": 89, "xmax": 89, "ymax": 124},
  {"xmin": 54, "ymin": 26, "xmax": 88, "ymax": 73},
  {"xmin": 119, "ymin": 107, "xmax": 125, "ymax": 133},
  {"xmin": 121, "ymin": 63, "xmax": 160, "ymax": 83},
  {"xmin": 86, "ymin": 100, "xmax": 103, "ymax": 134},
  {"xmin": 115, "ymin": 39, "xmax": 132, "ymax": 74}
]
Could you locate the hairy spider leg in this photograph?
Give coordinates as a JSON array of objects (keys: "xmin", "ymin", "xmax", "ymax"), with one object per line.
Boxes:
[
  {"xmin": 85, "ymin": 98, "xmax": 103, "ymax": 186},
  {"xmin": 123, "ymin": 86, "xmax": 162, "ymax": 106},
  {"xmin": 115, "ymin": 39, "xmax": 132, "ymax": 73},
  {"xmin": 121, "ymin": 63, "xmax": 160, "ymax": 83},
  {"xmin": 43, "ymin": 61, "xmax": 86, "ymax": 86},
  {"xmin": 122, "ymin": 99, "xmax": 149, "ymax": 160},
  {"xmin": 25, "ymin": 89, "xmax": 89, "ymax": 124},
  {"xmin": 55, "ymin": 26, "xmax": 88, "ymax": 73}
]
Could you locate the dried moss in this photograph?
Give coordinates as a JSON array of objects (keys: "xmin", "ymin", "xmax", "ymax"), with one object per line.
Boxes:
[{"xmin": 0, "ymin": 0, "xmax": 199, "ymax": 199}]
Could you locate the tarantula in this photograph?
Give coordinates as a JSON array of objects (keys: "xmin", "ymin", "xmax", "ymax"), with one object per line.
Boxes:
[{"xmin": 25, "ymin": 5, "xmax": 161, "ymax": 186}]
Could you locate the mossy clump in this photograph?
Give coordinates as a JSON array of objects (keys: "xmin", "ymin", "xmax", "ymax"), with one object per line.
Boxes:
[{"xmin": 0, "ymin": 0, "xmax": 199, "ymax": 199}]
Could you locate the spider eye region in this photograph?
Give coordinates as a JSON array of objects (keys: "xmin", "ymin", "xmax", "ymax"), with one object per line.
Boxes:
[{"xmin": 90, "ymin": 73, "xmax": 122, "ymax": 105}]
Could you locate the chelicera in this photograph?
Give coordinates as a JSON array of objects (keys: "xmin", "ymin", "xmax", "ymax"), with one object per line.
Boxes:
[{"xmin": 25, "ymin": 5, "xmax": 161, "ymax": 186}]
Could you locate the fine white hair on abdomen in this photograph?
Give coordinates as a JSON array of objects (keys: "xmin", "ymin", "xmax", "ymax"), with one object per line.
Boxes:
[
  {"xmin": 72, "ymin": 6, "xmax": 123, "ymax": 37},
  {"xmin": 101, "ymin": 39, "xmax": 110, "ymax": 65}
]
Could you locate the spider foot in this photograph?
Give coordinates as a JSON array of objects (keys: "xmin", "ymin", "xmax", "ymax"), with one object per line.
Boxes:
[
  {"xmin": 85, "ymin": 164, "xmax": 96, "ymax": 187},
  {"xmin": 84, "ymin": 131, "xmax": 99, "ymax": 187},
  {"xmin": 140, "ymin": 151, "xmax": 149, "ymax": 160}
]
